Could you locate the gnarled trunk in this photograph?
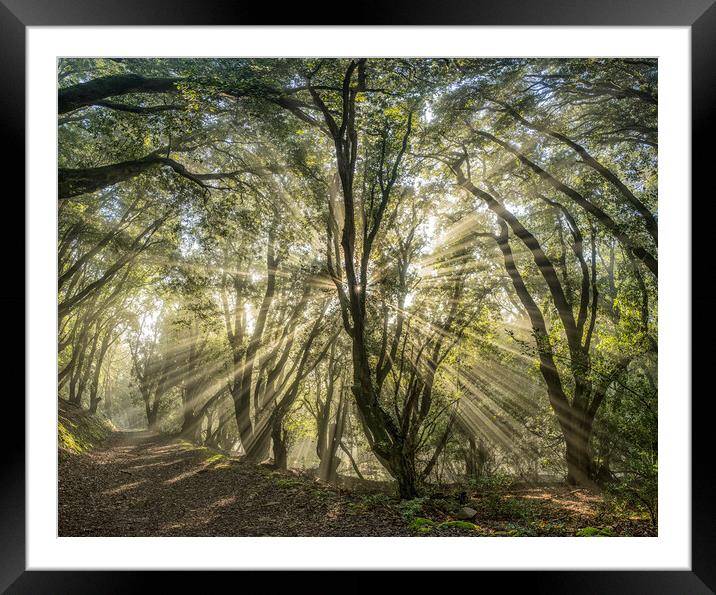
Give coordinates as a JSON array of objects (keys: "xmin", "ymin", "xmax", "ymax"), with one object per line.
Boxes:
[
  {"xmin": 389, "ymin": 448, "xmax": 419, "ymax": 500},
  {"xmin": 317, "ymin": 417, "xmax": 344, "ymax": 483}
]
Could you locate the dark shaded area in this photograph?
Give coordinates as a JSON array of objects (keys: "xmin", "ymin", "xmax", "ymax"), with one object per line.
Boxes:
[
  {"xmin": 4, "ymin": 0, "xmax": 712, "ymax": 26},
  {"xmin": 0, "ymin": 2, "xmax": 25, "ymax": 593},
  {"xmin": 6, "ymin": 571, "xmax": 715, "ymax": 594},
  {"xmin": 692, "ymin": 2, "xmax": 716, "ymax": 590}
]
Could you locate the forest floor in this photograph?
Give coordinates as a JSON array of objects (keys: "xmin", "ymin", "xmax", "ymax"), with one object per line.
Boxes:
[
  {"xmin": 59, "ymin": 431, "xmax": 410, "ymax": 536},
  {"xmin": 59, "ymin": 430, "xmax": 655, "ymax": 537}
]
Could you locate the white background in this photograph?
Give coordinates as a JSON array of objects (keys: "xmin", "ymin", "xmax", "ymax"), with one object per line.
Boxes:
[{"xmin": 27, "ymin": 26, "xmax": 690, "ymax": 569}]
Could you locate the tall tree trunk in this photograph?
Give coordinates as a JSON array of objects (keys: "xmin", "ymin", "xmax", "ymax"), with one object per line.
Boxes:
[
  {"xmin": 180, "ymin": 411, "xmax": 202, "ymax": 443},
  {"xmin": 205, "ymin": 413, "xmax": 218, "ymax": 449},
  {"xmin": 318, "ymin": 408, "xmax": 346, "ymax": 483},
  {"xmin": 390, "ymin": 447, "xmax": 419, "ymax": 499},
  {"xmin": 271, "ymin": 418, "xmax": 289, "ymax": 471},
  {"xmin": 147, "ymin": 405, "xmax": 158, "ymax": 432},
  {"xmin": 244, "ymin": 415, "xmax": 272, "ymax": 463},
  {"xmin": 451, "ymin": 165, "xmax": 608, "ymax": 488},
  {"xmin": 316, "ymin": 355, "xmax": 347, "ymax": 483},
  {"xmin": 231, "ymin": 233, "xmax": 278, "ymax": 455},
  {"xmin": 565, "ymin": 430, "xmax": 592, "ymax": 486},
  {"xmin": 563, "ymin": 407, "xmax": 595, "ymax": 486},
  {"xmin": 233, "ymin": 393, "xmax": 254, "ymax": 456},
  {"xmin": 88, "ymin": 331, "xmax": 112, "ymax": 414},
  {"xmin": 317, "ymin": 447, "xmax": 342, "ymax": 483}
]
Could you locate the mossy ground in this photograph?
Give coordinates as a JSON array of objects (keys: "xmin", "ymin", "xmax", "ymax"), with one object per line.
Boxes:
[
  {"xmin": 58, "ymin": 399, "xmax": 115, "ymax": 454},
  {"xmin": 576, "ymin": 526, "xmax": 614, "ymax": 537}
]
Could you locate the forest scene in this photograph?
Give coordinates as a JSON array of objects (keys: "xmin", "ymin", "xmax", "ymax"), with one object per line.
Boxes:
[{"xmin": 58, "ymin": 57, "xmax": 658, "ymax": 537}]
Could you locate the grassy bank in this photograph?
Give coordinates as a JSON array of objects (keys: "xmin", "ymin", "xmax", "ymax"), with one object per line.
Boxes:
[{"xmin": 58, "ymin": 399, "xmax": 115, "ymax": 454}]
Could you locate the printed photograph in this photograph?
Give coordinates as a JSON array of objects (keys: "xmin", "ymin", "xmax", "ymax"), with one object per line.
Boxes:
[{"xmin": 57, "ymin": 58, "xmax": 658, "ymax": 537}]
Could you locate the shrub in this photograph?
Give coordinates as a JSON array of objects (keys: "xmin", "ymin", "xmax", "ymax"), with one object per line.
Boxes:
[
  {"xmin": 470, "ymin": 473, "xmax": 513, "ymax": 497},
  {"xmin": 398, "ymin": 497, "xmax": 427, "ymax": 520},
  {"xmin": 603, "ymin": 469, "xmax": 657, "ymax": 528}
]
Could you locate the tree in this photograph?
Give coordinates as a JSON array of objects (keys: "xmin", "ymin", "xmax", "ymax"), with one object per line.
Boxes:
[{"xmin": 57, "ymin": 57, "xmax": 658, "ymax": 501}]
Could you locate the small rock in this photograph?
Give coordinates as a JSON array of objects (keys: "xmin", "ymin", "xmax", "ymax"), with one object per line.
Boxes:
[{"xmin": 456, "ymin": 506, "xmax": 477, "ymax": 520}]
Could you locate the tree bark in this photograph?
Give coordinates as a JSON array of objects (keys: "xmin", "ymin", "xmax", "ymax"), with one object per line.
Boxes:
[
  {"xmin": 58, "ymin": 154, "xmax": 236, "ymax": 199},
  {"xmin": 564, "ymin": 426, "xmax": 593, "ymax": 486},
  {"xmin": 58, "ymin": 74, "xmax": 180, "ymax": 114},
  {"xmin": 391, "ymin": 450, "xmax": 419, "ymax": 499},
  {"xmin": 271, "ymin": 417, "xmax": 289, "ymax": 471},
  {"xmin": 88, "ymin": 331, "xmax": 112, "ymax": 414}
]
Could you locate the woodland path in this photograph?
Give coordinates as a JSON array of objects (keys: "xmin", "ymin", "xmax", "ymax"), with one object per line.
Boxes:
[{"xmin": 58, "ymin": 431, "xmax": 411, "ymax": 537}]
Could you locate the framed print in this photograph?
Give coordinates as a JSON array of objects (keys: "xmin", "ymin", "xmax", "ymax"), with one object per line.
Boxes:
[{"xmin": 5, "ymin": 0, "xmax": 715, "ymax": 591}]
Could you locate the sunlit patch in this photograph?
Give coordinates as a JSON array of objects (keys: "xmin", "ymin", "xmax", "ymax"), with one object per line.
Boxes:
[{"xmin": 101, "ymin": 479, "xmax": 148, "ymax": 495}]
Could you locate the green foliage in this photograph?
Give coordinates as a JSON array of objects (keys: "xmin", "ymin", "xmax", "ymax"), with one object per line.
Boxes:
[
  {"xmin": 493, "ymin": 522, "xmax": 537, "ymax": 537},
  {"xmin": 467, "ymin": 474, "xmax": 536, "ymax": 521},
  {"xmin": 398, "ymin": 497, "xmax": 428, "ymax": 520},
  {"xmin": 361, "ymin": 493, "xmax": 394, "ymax": 508},
  {"xmin": 602, "ymin": 469, "xmax": 658, "ymax": 527},
  {"xmin": 495, "ymin": 498, "xmax": 535, "ymax": 521},
  {"xmin": 470, "ymin": 472, "xmax": 513, "ymax": 496}
]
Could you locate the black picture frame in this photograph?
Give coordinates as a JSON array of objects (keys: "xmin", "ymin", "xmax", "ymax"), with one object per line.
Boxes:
[{"xmin": 4, "ymin": 1, "xmax": 713, "ymax": 591}]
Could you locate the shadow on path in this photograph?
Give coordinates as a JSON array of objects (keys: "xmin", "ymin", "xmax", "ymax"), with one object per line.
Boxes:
[{"xmin": 58, "ymin": 431, "xmax": 409, "ymax": 536}]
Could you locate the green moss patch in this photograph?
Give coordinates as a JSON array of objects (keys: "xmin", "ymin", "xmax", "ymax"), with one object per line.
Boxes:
[
  {"xmin": 576, "ymin": 526, "xmax": 613, "ymax": 537},
  {"xmin": 203, "ymin": 452, "xmax": 235, "ymax": 470},
  {"xmin": 204, "ymin": 453, "xmax": 226, "ymax": 464},
  {"xmin": 408, "ymin": 517, "xmax": 436, "ymax": 533},
  {"xmin": 58, "ymin": 400, "xmax": 114, "ymax": 454},
  {"xmin": 438, "ymin": 520, "xmax": 480, "ymax": 531}
]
